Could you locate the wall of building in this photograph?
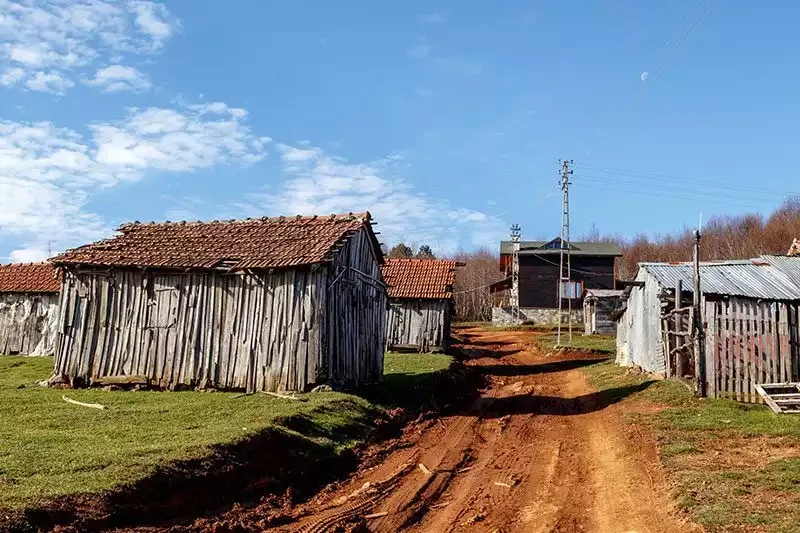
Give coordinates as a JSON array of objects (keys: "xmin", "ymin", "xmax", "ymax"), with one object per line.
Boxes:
[
  {"xmin": 518, "ymin": 255, "xmax": 616, "ymax": 309},
  {"xmin": 0, "ymin": 292, "xmax": 59, "ymax": 356},
  {"xmin": 54, "ymin": 268, "xmax": 328, "ymax": 392},
  {"xmin": 492, "ymin": 306, "xmax": 583, "ymax": 326},
  {"xmin": 386, "ymin": 299, "xmax": 450, "ymax": 352},
  {"xmin": 615, "ymin": 270, "xmax": 666, "ymax": 375},
  {"xmin": 325, "ymin": 228, "xmax": 386, "ymax": 387}
]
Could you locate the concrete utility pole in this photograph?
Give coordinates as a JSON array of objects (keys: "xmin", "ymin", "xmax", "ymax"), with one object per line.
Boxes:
[
  {"xmin": 510, "ymin": 224, "xmax": 521, "ymax": 324},
  {"xmin": 692, "ymin": 230, "xmax": 705, "ymax": 396},
  {"xmin": 556, "ymin": 159, "xmax": 573, "ymax": 347}
]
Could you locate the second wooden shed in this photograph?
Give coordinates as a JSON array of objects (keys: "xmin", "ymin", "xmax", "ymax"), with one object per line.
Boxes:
[{"xmin": 382, "ymin": 259, "xmax": 460, "ymax": 352}]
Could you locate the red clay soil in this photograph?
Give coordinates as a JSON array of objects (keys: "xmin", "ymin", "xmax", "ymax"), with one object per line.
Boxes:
[{"xmin": 253, "ymin": 326, "xmax": 703, "ymax": 533}]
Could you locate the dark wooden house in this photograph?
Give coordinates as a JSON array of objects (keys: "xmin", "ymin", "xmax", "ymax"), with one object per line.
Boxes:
[
  {"xmin": 50, "ymin": 212, "xmax": 387, "ymax": 393},
  {"xmin": 382, "ymin": 259, "xmax": 460, "ymax": 352},
  {"xmin": 491, "ymin": 238, "xmax": 621, "ymax": 324}
]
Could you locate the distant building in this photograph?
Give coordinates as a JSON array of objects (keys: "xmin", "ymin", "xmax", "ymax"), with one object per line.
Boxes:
[
  {"xmin": 382, "ymin": 259, "xmax": 461, "ymax": 352},
  {"xmin": 582, "ymin": 289, "xmax": 624, "ymax": 335},
  {"xmin": 0, "ymin": 262, "xmax": 61, "ymax": 356},
  {"xmin": 51, "ymin": 213, "xmax": 386, "ymax": 392},
  {"xmin": 490, "ymin": 238, "xmax": 622, "ymax": 325}
]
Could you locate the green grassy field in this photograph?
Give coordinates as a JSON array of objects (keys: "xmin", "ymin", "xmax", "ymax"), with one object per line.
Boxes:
[
  {"xmin": 581, "ymin": 360, "xmax": 800, "ymax": 533},
  {"xmin": 0, "ymin": 352, "xmax": 455, "ymax": 512}
]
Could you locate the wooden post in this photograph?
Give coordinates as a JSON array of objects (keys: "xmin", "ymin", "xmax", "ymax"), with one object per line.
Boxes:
[
  {"xmin": 693, "ymin": 230, "xmax": 706, "ymax": 397},
  {"xmin": 675, "ymin": 280, "xmax": 683, "ymax": 378}
]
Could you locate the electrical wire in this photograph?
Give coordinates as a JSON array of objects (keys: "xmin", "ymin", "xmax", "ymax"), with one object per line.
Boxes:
[
  {"xmin": 580, "ymin": 164, "xmax": 800, "ymax": 197},
  {"xmin": 579, "ymin": 0, "xmax": 721, "ymax": 162}
]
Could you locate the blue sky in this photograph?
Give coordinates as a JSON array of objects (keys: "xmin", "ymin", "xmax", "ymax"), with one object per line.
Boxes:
[{"xmin": 1, "ymin": 0, "xmax": 798, "ymax": 262}]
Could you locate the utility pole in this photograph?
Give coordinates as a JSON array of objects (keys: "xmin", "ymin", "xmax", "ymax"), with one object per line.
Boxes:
[
  {"xmin": 556, "ymin": 159, "xmax": 573, "ymax": 346},
  {"xmin": 692, "ymin": 230, "xmax": 705, "ymax": 396},
  {"xmin": 510, "ymin": 224, "xmax": 521, "ymax": 324}
]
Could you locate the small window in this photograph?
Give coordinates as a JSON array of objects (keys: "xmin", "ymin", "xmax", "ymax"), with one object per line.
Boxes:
[{"xmin": 560, "ymin": 280, "xmax": 583, "ymax": 299}]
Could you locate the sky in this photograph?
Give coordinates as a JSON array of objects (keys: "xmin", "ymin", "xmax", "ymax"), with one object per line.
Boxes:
[{"xmin": 1, "ymin": 0, "xmax": 799, "ymax": 263}]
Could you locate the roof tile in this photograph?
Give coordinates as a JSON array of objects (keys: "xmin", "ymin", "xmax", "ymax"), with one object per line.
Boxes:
[
  {"xmin": 52, "ymin": 212, "xmax": 378, "ymax": 270},
  {"xmin": 0, "ymin": 263, "xmax": 60, "ymax": 293},
  {"xmin": 382, "ymin": 259, "xmax": 460, "ymax": 299}
]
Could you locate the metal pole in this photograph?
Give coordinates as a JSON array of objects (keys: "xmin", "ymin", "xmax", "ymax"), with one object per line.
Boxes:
[
  {"xmin": 557, "ymin": 160, "xmax": 573, "ymax": 346},
  {"xmin": 692, "ymin": 230, "xmax": 705, "ymax": 396}
]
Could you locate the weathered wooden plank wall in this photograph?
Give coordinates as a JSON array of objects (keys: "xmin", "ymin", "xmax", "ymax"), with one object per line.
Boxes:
[
  {"xmin": 385, "ymin": 299, "xmax": 450, "ymax": 352},
  {"xmin": 54, "ymin": 268, "xmax": 327, "ymax": 392},
  {"xmin": 0, "ymin": 293, "xmax": 59, "ymax": 356},
  {"xmin": 326, "ymin": 228, "xmax": 386, "ymax": 387},
  {"xmin": 704, "ymin": 297, "xmax": 800, "ymax": 403}
]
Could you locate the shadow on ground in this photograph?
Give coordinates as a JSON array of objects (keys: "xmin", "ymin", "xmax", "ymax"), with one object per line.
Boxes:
[
  {"xmin": 476, "ymin": 358, "xmax": 608, "ymax": 377},
  {"xmin": 477, "ymin": 381, "xmax": 656, "ymax": 417}
]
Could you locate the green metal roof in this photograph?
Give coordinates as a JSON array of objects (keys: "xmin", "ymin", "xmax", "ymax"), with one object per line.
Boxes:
[{"xmin": 499, "ymin": 238, "xmax": 622, "ymax": 257}]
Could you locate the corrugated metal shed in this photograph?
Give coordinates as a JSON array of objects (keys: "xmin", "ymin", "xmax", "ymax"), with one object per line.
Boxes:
[
  {"xmin": 640, "ymin": 259, "xmax": 800, "ymax": 300},
  {"xmin": 761, "ymin": 255, "xmax": 800, "ymax": 289}
]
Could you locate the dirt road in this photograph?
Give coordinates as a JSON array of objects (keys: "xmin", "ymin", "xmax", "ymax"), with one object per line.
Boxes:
[{"xmin": 275, "ymin": 327, "xmax": 701, "ymax": 533}]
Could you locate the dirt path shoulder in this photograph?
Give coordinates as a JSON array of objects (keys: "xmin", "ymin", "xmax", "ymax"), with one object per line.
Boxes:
[{"xmin": 272, "ymin": 327, "xmax": 702, "ymax": 533}]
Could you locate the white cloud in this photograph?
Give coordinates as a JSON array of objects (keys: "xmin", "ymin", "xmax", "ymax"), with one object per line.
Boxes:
[
  {"xmin": 129, "ymin": 1, "xmax": 174, "ymax": 48},
  {"xmin": 84, "ymin": 64, "xmax": 151, "ymax": 92},
  {"xmin": 0, "ymin": 66, "xmax": 25, "ymax": 86},
  {"xmin": 0, "ymin": 0, "xmax": 178, "ymax": 93},
  {"xmin": 407, "ymin": 39, "xmax": 431, "ymax": 59},
  {"xmin": 238, "ymin": 144, "xmax": 503, "ymax": 252},
  {"xmin": 9, "ymin": 247, "xmax": 49, "ymax": 263},
  {"xmin": 0, "ymin": 101, "xmax": 268, "ymax": 257},
  {"xmin": 24, "ymin": 70, "xmax": 74, "ymax": 94},
  {"xmin": 420, "ymin": 13, "xmax": 446, "ymax": 24},
  {"xmin": 434, "ymin": 57, "xmax": 484, "ymax": 76}
]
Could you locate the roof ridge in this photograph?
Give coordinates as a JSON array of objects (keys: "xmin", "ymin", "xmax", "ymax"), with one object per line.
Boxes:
[{"xmin": 117, "ymin": 211, "xmax": 370, "ymax": 231}]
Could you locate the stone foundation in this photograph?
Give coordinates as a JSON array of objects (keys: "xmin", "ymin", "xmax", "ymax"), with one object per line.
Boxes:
[{"xmin": 492, "ymin": 307, "xmax": 584, "ymax": 326}]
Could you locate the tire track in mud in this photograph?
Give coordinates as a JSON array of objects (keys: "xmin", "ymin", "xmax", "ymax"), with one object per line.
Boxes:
[{"xmin": 273, "ymin": 327, "xmax": 701, "ymax": 533}]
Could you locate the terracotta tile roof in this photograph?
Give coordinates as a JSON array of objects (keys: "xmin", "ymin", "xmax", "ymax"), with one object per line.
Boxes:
[
  {"xmin": 52, "ymin": 212, "xmax": 381, "ymax": 271},
  {"xmin": 381, "ymin": 259, "xmax": 460, "ymax": 300},
  {"xmin": 0, "ymin": 262, "xmax": 61, "ymax": 293}
]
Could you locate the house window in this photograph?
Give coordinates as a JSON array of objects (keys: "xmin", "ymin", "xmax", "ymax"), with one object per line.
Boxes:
[{"xmin": 560, "ymin": 280, "xmax": 583, "ymax": 299}]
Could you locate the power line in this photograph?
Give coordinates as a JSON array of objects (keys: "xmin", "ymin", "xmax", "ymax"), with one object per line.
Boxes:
[
  {"xmin": 578, "ymin": 182, "xmax": 781, "ymax": 210},
  {"xmin": 577, "ymin": 174, "xmax": 788, "ymax": 205},
  {"xmin": 579, "ymin": 0, "xmax": 720, "ymax": 162},
  {"xmin": 581, "ymin": 164, "xmax": 800, "ymax": 198}
]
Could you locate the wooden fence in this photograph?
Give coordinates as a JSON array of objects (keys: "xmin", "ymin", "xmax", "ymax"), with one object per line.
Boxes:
[
  {"xmin": 662, "ymin": 297, "xmax": 800, "ymax": 403},
  {"xmin": 703, "ymin": 297, "xmax": 799, "ymax": 403}
]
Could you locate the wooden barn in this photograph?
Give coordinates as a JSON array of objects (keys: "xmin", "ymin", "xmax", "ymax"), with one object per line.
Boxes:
[
  {"xmin": 50, "ymin": 212, "xmax": 387, "ymax": 392},
  {"xmin": 490, "ymin": 237, "xmax": 622, "ymax": 325},
  {"xmin": 382, "ymin": 259, "xmax": 460, "ymax": 352},
  {"xmin": 0, "ymin": 263, "xmax": 61, "ymax": 356}
]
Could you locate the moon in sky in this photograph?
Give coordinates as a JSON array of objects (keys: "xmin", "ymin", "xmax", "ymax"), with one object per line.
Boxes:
[{"xmin": 640, "ymin": 71, "xmax": 649, "ymax": 82}]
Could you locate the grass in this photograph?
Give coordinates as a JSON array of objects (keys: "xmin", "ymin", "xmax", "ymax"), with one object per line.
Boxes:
[
  {"xmin": 534, "ymin": 332, "xmax": 617, "ymax": 355},
  {"xmin": 579, "ymin": 359, "xmax": 800, "ymax": 533},
  {"xmin": 0, "ymin": 352, "xmax": 456, "ymax": 514}
]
